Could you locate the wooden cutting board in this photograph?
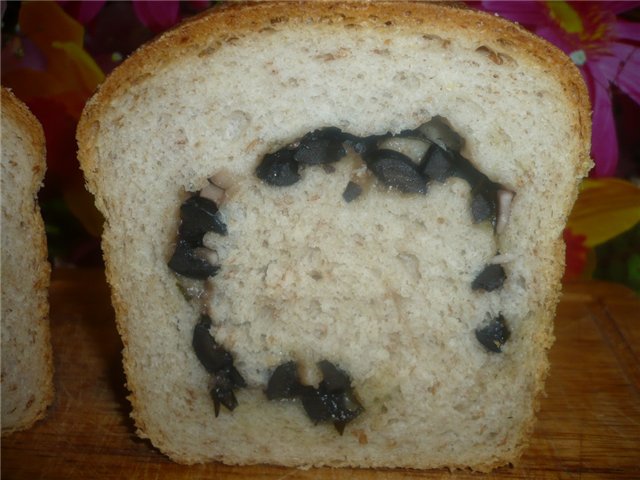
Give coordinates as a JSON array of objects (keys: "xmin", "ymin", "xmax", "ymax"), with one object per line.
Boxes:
[{"xmin": 2, "ymin": 268, "xmax": 639, "ymax": 479}]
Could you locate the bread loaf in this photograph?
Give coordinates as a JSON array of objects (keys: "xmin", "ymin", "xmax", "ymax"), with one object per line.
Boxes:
[
  {"xmin": 77, "ymin": 2, "xmax": 592, "ymax": 470},
  {"xmin": 1, "ymin": 87, "xmax": 54, "ymax": 435}
]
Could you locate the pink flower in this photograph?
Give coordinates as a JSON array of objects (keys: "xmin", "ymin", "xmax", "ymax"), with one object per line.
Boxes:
[
  {"xmin": 56, "ymin": 0, "xmax": 107, "ymax": 25},
  {"xmin": 58, "ymin": 1, "xmax": 210, "ymax": 33},
  {"xmin": 131, "ymin": 1, "xmax": 180, "ymax": 32},
  {"xmin": 479, "ymin": 1, "xmax": 640, "ymax": 177}
]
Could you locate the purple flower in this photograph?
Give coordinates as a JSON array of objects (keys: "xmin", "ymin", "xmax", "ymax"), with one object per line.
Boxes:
[
  {"xmin": 131, "ymin": 1, "xmax": 180, "ymax": 32},
  {"xmin": 479, "ymin": 1, "xmax": 640, "ymax": 177},
  {"xmin": 58, "ymin": 1, "xmax": 210, "ymax": 33},
  {"xmin": 56, "ymin": 0, "xmax": 107, "ymax": 25}
]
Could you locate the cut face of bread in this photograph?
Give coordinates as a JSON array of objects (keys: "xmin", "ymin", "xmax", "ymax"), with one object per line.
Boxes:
[
  {"xmin": 1, "ymin": 88, "xmax": 53, "ymax": 435},
  {"xmin": 77, "ymin": 2, "xmax": 591, "ymax": 471}
]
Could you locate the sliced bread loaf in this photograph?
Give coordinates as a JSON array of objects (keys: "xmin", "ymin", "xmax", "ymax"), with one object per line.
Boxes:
[
  {"xmin": 77, "ymin": 2, "xmax": 591, "ymax": 471},
  {"xmin": 1, "ymin": 87, "xmax": 54, "ymax": 435}
]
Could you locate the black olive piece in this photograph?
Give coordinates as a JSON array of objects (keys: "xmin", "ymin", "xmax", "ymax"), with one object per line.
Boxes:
[
  {"xmin": 269, "ymin": 359, "xmax": 363, "ymax": 434},
  {"xmin": 256, "ymin": 148, "xmax": 301, "ymax": 186},
  {"xmin": 192, "ymin": 315, "xmax": 233, "ymax": 374},
  {"xmin": 419, "ymin": 144, "xmax": 456, "ymax": 182},
  {"xmin": 168, "ymin": 240, "xmax": 220, "ymax": 279},
  {"xmin": 342, "ymin": 133, "xmax": 381, "ymax": 155},
  {"xmin": 306, "ymin": 361, "xmax": 363, "ymax": 433},
  {"xmin": 300, "ymin": 386, "xmax": 362, "ymax": 434},
  {"xmin": 210, "ymin": 372, "xmax": 239, "ymax": 417},
  {"xmin": 443, "ymin": 152, "xmax": 501, "ymax": 227},
  {"xmin": 266, "ymin": 361, "xmax": 302, "ymax": 400},
  {"xmin": 178, "ymin": 196, "xmax": 227, "ymax": 246},
  {"xmin": 417, "ymin": 115, "xmax": 464, "ymax": 152},
  {"xmin": 300, "ymin": 386, "xmax": 333, "ymax": 424},
  {"xmin": 318, "ymin": 360, "xmax": 351, "ymax": 393},
  {"xmin": 334, "ymin": 421, "xmax": 347, "ymax": 435},
  {"xmin": 342, "ymin": 181, "xmax": 362, "ymax": 202},
  {"xmin": 449, "ymin": 153, "xmax": 487, "ymax": 186},
  {"xmin": 472, "ymin": 263, "xmax": 506, "ymax": 292},
  {"xmin": 396, "ymin": 128, "xmax": 423, "ymax": 138},
  {"xmin": 471, "ymin": 180, "xmax": 499, "ymax": 225},
  {"xmin": 227, "ymin": 364, "xmax": 247, "ymax": 389},
  {"xmin": 475, "ymin": 314, "xmax": 511, "ymax": 353},
  {"xmin": 327, "ymin": 388, "xmax": 363, "ymax": 423},
  {"xmin": 365, "ymin": 149, "xmax": 427, "ymax": 194},
  {"xmin": 294, "ymin": 128, "xmax": 348, "ymax": 165}
]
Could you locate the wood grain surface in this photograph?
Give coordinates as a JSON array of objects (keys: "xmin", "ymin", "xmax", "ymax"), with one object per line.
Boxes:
[{"xmin": 2, "ymin": 268, "xmax": 639, "ymax": 479}]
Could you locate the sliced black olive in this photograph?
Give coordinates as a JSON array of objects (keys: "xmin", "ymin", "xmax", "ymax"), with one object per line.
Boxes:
[
  {"xmin": 168, "ymin": 240, "xmax": 220, "ymax": 279},
  {"xmin": 256, "ymin": 148, "xmax": 300, "ymax": 186},
  {"xmin": 377, "ymin": 135, "xmax": 431, "ymax": 164},
  {"xmin": 365, "ymin": 149, "xmax": 427, "ymax": 194},
  {"xmin": 328, "ymin": 389, "xmax": 363, "ymax": 427},
  {"xmin": 471, "ymin": 180, "xmax": 499, "ymax": 225},
  {"xmin": 266, "ymin": 359, "xmax": 363, "ymax": 434},
  {"xmin": 194, "ymin": 316, "xmax": 246, "ymax": 416},
  {"xmin": 179, "ymin": 196, "xmax": 227, "ymax": 245},
  {"xmin": 227, "ymin": 365, "xmax": 247, "ymax": 389},
  {"xmin": 342, "ymin": 133, "xmax": 380, "ymax": 155},
  {"xmin": 319, "ymin": 362, "xmax": 363, "ymax": 429},
  {"xmin": 342, "ymin": 181, "xmax": 362, "ymax": 202},
  {"xmin": 450, "ymin": 153, "xmax": 486, "ymax": 186},
  {"xmin": 417, "ymin": 115, "xmax": 464, "ymax": 152},
  {"xmin": 266, "ymin": 361, "xmax": 302, "ymax": 400},
  {"xmin": 192, "ymin": 315, "xmax": 233, "ymax": 374},
  {"xmin": 210, "ymin": 372, "xmax": 238, "ymax": 417},
  {"xmin": 300, "ymin": 386, "xmax": 333, "ymax": 424},
  {"xmin": 294, "ymin": 128, "xmax": 347, "ymax": 165},
  {"xmin": 472, "ymin": 263, "xmax": 506, "ymax": 292},
  {"xmin": 475, "ymin": 315, "xmax": 511, "ymax": 353},
  {"xmin": 419, "ymin": 144, "xmax": 456, "ymax": 182},
  {"xmin": 313, "ymin": 361, "xmax": 363, "ymax": 433},
  {"xmin": 443, "ymin": 153, "xmax": 502, "ymax": 227},
  {"xmin": 300, "ymin": 385, "xmax": 362, "ymax": 434},
  {"xmin": 318, "ymin": 360, "xmax": 351, "ymax": 393}
]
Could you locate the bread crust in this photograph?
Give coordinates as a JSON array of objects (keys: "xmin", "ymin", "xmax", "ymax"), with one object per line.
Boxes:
[
  {"xmin": 78, "ymin": 1, "xmax": 591, "ymax": 180},
  {"xmin": 1, "ymin": 89, "xmax": 47, "ymax": 184},
  {"xmin": 77, "ymin": 1, "xmax": 592, "ymax": 471},
  {"xmin": 1, "ymin": 87, "xmax": 54, "ymax": 435}
]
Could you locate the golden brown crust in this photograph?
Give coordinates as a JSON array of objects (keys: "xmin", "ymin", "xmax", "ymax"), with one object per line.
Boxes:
[
  {"xmin": 78, "ymin": 1, "xmax": 591, "ymax": 186},
  {"xmin": 1, "ymin": 88, "xmax": 47, "ymax": 188},
  {"xmin": 1, "ymin": 87, "xmax": 53, "ymax": 436}
]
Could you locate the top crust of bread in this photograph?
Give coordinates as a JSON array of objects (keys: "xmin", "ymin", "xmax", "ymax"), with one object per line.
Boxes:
[
  {"xmin": 1, "ymin": 87, "xmax": 53, "ymax": 435},
  {"xmin": 77, "ymin": 1, "xmax": 592, "ymax": 471},
  {"xmin": 79, "ymin": 1, "xmax": 591, "ymax": 181}
]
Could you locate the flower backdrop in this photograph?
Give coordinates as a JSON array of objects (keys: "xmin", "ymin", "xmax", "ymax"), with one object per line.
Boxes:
[{"xmin": 1, "ymin": 1, "xmax": 639, "ymax": 291}]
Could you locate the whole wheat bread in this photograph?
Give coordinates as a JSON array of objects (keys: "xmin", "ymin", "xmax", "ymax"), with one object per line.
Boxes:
[
  {"xmin": 1, "ymin": 87, "xmax": 53, "ymax": 435},
  {"xmin": 77, "ymin": 2, "xmax": 591, "ymax": 471}
]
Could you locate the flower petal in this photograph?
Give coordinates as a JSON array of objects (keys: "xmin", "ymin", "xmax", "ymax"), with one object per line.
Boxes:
[
  {"xmin": 567, "ymin": 178, "xmax": 640, "ymax": 247},
  {"xmin": 613, "ymin": 19, "xmax": 640, "ymax": 42},
  {"xmin": 52, "ymin": 41, "xmax": 105, "ymax": 93},
  {"xmin": 480, "ymin": 1, "xmax": 550, "ymax": 26},
  {"xmin": 1, "ymin": 36, "xmax": 47, "ymax": 73},
  {"xmin": 534, "ymin": 25, "xmax": 574, "ymax": 54},
  {"xmin": 186, "ymin": 1, "xmax": 211, "ymax": 10},
  {"xmin": 57, "ymin": 0, "xmax": 107, "ymax": 25},
  {"xmin": 593, "ymin": 1, "xmax": 640, "ymax": 15},
  {"xmin": 19, "ymin": 1, "xmax": 84, "ymax": 49},
  {"xmin": 586, "ymin": 67, "xmax": 618, "ymax": 177},
  {"xmin": 132, "ymin": 1, "xmax": 180, "ymax": 33},
  {"xmin": 592, "ymin": 44, "xmax": 640, "ymax": 105},
  {"xmin": 615, "ymin": 48, "xmax": 640, "ymax": 104}
]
